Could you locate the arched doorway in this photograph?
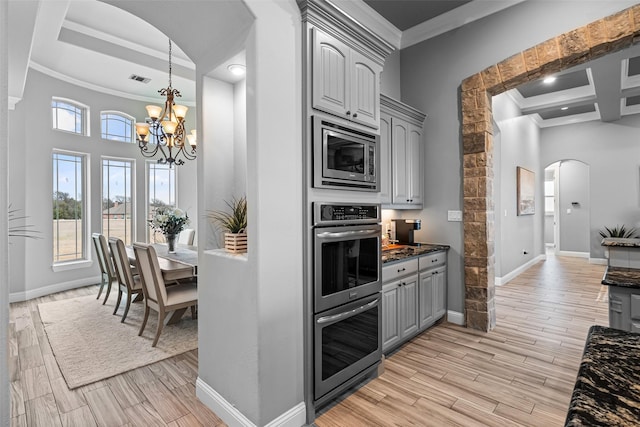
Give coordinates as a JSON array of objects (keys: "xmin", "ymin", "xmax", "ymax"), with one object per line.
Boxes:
[{"xmin": 461, "ymin": 5, "xmax": 640, "ymax": 331}]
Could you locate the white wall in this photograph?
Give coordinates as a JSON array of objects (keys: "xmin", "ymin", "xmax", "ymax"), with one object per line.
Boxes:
[
  {"xmin": 399, "ymin": 0, "xmax": 638, "ymax": 314},
  {"xmin": 8, "ymin": 68, "xmax": 197, "ymax": 302},
  {"xmin": 541, "ymin": 115, "xmax": 640, "ymax": 258},
  {"xmin": 557, "ymin": 160, "xmax": 590, "ymax": 254},
  {"xmin": 1, "ymin": 0, "xmax": 10, "ymax": 424}
]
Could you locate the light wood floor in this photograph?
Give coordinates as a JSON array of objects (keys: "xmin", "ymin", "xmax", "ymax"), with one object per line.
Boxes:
[
  {"xmin": 315, "ymin": 254, "xmax": 609, "ymax": 426},
  {"xmin": 11, "ymin": 254, "xmax": 608, "ymax": 426}
]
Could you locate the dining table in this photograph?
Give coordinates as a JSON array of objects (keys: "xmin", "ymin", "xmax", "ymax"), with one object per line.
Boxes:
[{"xmin": 126, "ymin": 243, "xmax": 198, "ymax": 324}]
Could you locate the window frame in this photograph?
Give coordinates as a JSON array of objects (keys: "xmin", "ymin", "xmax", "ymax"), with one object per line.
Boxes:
[
  {"xmin": 100, "ymin": 110, "xmax": 135, "ymax": 143},
  {"xmin": 51, "ymin": 97, "xmax": 90, "ymax": 136},
  {"xmin": 146, "ymin": 161, "xmax": 177, "ymax": 243},
  {"xmin": 52, "ymin": 149, "xmax": 91, "ymax": 270},
  {"xmin": 101, "ymin": 156, "xmax": 136, "ymax": 246}
]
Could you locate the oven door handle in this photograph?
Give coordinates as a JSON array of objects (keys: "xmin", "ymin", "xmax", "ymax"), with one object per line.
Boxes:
[
  {"xmin": 317, "ymin": 298, "xmax": 379, "ymax": 325},
  {"xmin": 316, "ymin": 229, "xmax": 380, "ymax": 240}
]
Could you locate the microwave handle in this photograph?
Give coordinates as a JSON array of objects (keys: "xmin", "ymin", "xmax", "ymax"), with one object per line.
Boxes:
[
  {"xmin": 316, "ymin": 229, "xmax": 380, "ymax": 240},
  {"xmin": 317, "ymin": 298, "xmax": 379, "ymax": 325}
]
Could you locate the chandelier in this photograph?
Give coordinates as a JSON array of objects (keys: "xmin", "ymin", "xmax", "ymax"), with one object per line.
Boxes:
[{"xmin": 135, "ymin": 39, "xmax": 196, "ymax": 167}]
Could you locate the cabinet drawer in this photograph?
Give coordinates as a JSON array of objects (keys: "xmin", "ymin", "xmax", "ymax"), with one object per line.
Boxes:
[
  {"xmin": 419, "ymin": 252, "xmax": 445, "ymax": 270},
  {"xmin": 383, "ymin": 259, "xmax": 418, "ymax": 282}
]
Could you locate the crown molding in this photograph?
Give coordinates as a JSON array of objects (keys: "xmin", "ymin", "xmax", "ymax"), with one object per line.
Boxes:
[
  {"xmin": 381, "ymin": 94, "xmax": 426, "ymax": 124},
  {"xmin": 329, "ymin": 0, "xmax": 401, "ymax": 50},
  {"xmin": 401, "ymin": 0, "xmax": 526, "ymax": 49},
  {"xmin": 299, "ymin": 0, "xmax": 396, "ymax": 64}
]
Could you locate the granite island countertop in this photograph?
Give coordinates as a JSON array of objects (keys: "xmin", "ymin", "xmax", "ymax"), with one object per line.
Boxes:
[
  {"xmin": 565, "ymin": 325, "xmax": 640, "ymax": 426},
  {"xmin": 602, "ymin": 266, "xmax": 640, "ymax": 289},
  {"xmin": 382, "ymin": 243, "xmax": 449, "ymax": 264},
  {"xmin": 601, "ymin": 237, "xmax": 640, "ymax": 247}
]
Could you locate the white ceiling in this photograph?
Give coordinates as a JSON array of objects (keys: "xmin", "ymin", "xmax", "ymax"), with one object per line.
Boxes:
[{"xmin": 8, "ymin": 0, "xmax": 640, "ymax": 128}]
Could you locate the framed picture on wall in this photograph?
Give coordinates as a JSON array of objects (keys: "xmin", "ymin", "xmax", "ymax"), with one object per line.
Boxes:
[{"xmin": 517, "ymin": 166, "xmax": 535, "ymax": 215}]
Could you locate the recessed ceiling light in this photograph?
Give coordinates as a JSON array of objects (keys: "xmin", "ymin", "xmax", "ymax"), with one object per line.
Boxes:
[
  {"xmin": 227, "ymin": 64, "xmax": 246, "ymax": 76},
  {"xmin": 561, "ymin": 106, "xmax": 569, "ymax": 110},
  {"xmin": 543, "ymin": 76, "xmax": 557, "ymax": 84}
]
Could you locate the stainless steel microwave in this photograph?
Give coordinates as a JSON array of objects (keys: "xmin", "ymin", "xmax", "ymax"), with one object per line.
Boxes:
[{"xmin": 313, "ymin": 117, "xmax": 379, "ymax": 192}]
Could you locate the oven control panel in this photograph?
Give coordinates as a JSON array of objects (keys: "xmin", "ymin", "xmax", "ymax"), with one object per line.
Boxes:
[{"xmin": 314, "ymin": 202, "xmax": 380, "ymax": 226}]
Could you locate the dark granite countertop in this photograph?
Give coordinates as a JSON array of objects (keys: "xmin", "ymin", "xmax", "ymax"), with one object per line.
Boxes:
[
  {"xmin": 565, "ymin": 325, "xmax": 640, "ymax": 426},
  {"xmin": 382, "ymin": 243, "xmax": 449, "ymax": 264},
  {"xmin": 602, "ymin": 266, "xmax": 640, "ymax": 289},
  {"xmin": 602, "ymin": 237, "xmax": 640, "ymax": 247}
]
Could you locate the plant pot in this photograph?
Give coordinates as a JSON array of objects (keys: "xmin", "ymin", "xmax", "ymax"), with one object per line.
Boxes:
[{"xmin": 224, "ymin": 232, "xmax": 247, "ymax": 254}]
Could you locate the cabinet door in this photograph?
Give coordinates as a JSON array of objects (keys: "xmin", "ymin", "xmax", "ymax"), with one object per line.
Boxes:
[
  {"xmin": 391, "ymin": 118, "xmax": 409, "ymax": 204},
  {"xmin": 407, "ymin": 123, "xmax": 423, "ymax": 205},
  {"xmin": 433, "ymin": 267, "xmax": 447, "ymax": 319},
  {"xmin": 349, "ymin": 50, "xmax": 380, "ymax": 129},
  {"xmin": 382, "ymin": 281, "xmax": 401, "ymax": 352},
  {"xmin": 419, "ymin": 271, "xmax": 434, "ymax": 330},
  {"xmin": 399, "ymin": 275, "xmax": 419, "ymax": 338},
  {"xmin": 379, "ymin": 113, "xmax": 392, "ymax": 204},
  {"xmin": 312, "ymin": 29, "xmax": 349, "ymax": 118}
]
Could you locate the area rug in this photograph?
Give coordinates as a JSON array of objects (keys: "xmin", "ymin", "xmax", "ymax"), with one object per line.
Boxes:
[{"xmin": 38, "ymin": 292, "xmax": 197, "ymax": 389}]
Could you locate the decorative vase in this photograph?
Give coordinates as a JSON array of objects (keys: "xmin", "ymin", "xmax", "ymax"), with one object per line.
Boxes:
[
  {"xmin": 166, "ymin": 234, "xmax": 177, "ymax": 253},
  {"xmin": 224, "ymin": 232, "xmax": 247, "ymax": 254}
]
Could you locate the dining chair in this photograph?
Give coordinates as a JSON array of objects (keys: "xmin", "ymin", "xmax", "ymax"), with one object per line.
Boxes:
[
  {"xmin": 132, "ymin": 242, "xmax": 198, "ymax": 347},
  {"xmin": 92, "ymin": 233, "xmax": 117, "ymax": 305},
  {"xmin": 108, "ymin": 237, "xmax": 144, "ymax": 323},
  {"xmin": 178, "ymin": 228, "xmax": 195, "ymax": 245}
]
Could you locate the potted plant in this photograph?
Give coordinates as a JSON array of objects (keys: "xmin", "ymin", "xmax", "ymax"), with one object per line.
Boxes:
[
  {"xmin": 207, "ymin": 196, "xmax": 247, "ymax": 253},
  {"xmin": 148, "ymin": 207, "xmax": 190, "ymax": 253},
  {"xmin": 599, "ymin": 225, "xmax": 637, "ymax": 239}
]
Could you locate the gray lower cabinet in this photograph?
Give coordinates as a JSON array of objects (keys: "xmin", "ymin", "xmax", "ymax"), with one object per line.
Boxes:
[
  {"xmin": 382, "ymin": 274, "xmax": 419, "ymax": 351},
  {"xmin": 609, "ymin": 286, "xmax": 640, "ymax": 333},
  {"xmin": 382, "ymin": 251, "xmax": 447, "ymax": 353}
]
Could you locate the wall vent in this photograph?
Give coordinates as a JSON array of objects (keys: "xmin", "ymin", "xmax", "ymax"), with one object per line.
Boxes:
[{"xmin": 129, "ymin": 74, "xmax": 151, "ymax": 84}]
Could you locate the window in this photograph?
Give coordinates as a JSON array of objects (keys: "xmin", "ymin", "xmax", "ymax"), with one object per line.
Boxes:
[
  {"xmin": 147, "ymin": 162, "xmax": 176, "ymax": 243},
  {"xmin": 52, "ymin": 98, "xmax": 88, "ymax": 135},
  {"xmin": 102, "ymin": 158, "xmax": 134, "ymax": 245},
  {"xmin": 544, "ymin": 180, "xmax": 555, "ymax": 214},
  {"xmin": 53, "ymin": 151, "xmax": 87, "ymax": 263},
  {"xmin": 101, "ymin": 111, "xmax": 134, "ymax": 142}
]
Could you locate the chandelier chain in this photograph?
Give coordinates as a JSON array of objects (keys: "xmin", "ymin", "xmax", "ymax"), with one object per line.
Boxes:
[{"xmin": 168, "ymin": 39, "xmax": 172, "ymax": 89}]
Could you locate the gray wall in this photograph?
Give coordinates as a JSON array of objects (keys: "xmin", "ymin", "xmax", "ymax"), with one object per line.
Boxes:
[
  {"xmin": 399, "ymin": 0, "xmax": 637, "ymax": 314},
  {"xmin": 381, "ymin": 49, "xmax": 401, "ymax": 99},
  {"xmin": 540, "ymin": 115, "xmax": 640, "ymax": 259},
  {"xmin": 8, "ymin": 68, "xmax": 197, "ymax": 300},
  {"xmin": 557, "ymin": 160, "xmax": 590, "ymax": 254}
]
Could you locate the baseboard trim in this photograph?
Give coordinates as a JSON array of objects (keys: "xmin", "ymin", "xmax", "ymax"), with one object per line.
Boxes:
[
  {"xmin": 447, "ymin": 310, "xmax": 464, "ymax": 325},
  {"xmin": 9, "ymin": 276, "xmax": 100, "ymax": 303},
  {"xmin": 557, "ymin": 250, "xmax": 589, "ymax": 258},
  {"xmin": 195, "ymin": 377, "xmax": 306, "ymax": 427},
  {"xmin": 589, "ymin": 257, "xmax": 608, "ymax": 265},
  {"xmin": 495, "ymin": 255, "xmax": 545, "ymax": 286}
]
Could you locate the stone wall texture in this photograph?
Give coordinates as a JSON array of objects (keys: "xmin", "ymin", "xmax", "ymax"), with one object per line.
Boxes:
[{"xmin": 461, "ymin": 5, "xmax": 640, "ymax": 331}]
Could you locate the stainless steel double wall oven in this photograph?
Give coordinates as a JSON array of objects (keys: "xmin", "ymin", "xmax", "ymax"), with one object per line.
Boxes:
[{"xmin": 312, "ymin": 202, "xmax": 382, "ymax": 404}]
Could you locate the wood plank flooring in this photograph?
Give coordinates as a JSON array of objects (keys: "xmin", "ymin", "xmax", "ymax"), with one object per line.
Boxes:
[
  {"xmin": 315, "ymin": 254, "xmax": 609, "ymax": 426},
  {"xmin": 11, "ymin": 254, "xmax": 607, "ymax": 426},
  {"xmin": 9, "ymin": 286, "xmax": 225, "ymax": 427}
]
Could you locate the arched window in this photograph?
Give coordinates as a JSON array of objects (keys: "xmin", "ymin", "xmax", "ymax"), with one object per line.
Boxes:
[
  {"xmin": 101, "ymin": 111, "xmax": 135, "ymax": 143},
  {"xmin": 52, "ymin": 98, "xmax": 89, "ymax": 135}
]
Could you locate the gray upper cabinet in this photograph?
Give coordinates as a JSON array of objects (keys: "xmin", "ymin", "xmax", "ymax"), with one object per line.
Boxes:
[
  {"xmin": 312, "ymin": 28, "xmax": 381, "ymax": 129},
  {"xmin": 380, "ymin": 95, "xmax": 426, "ymax": 209}
]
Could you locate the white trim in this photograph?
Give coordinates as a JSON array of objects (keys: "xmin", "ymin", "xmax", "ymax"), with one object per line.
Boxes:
[
  {"xmin": 446, "ymin": 310, "xmax": 464, "ymax": 325},
  {"xmin": 330, "ymin": 0, "xmax": 402, "ymax": 49},
  {"xmin": 589, "ymin": 257, "xmax": 608, "ymax": 265},
  {"xmin": 195, "ymin": 378, "xmax": 307, "ymax": 427},
  {"xmin": 495, "ymin": 254, "xmax": 546, "ymax": 286},
  {"xmin": 557, "ymin": 250, "xmax": 590, "ymax": 258},
  {"xmin": 9, "ymin": 275, "xmax": 100, "ymax": 303},
  {"xmin": 30, "ymin": 62, "xmax": 196, "ymax": 107},
  {"xmin": 52, "ymin": 259, "xmax": 93, "ymax": 272},
  {"xmin": 401, "ymin": 0, "xmax": 526, "ymax": 49},
  {"xmin": 8, "ymin": 96, "xmax": 19, "ymax": 110}
]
